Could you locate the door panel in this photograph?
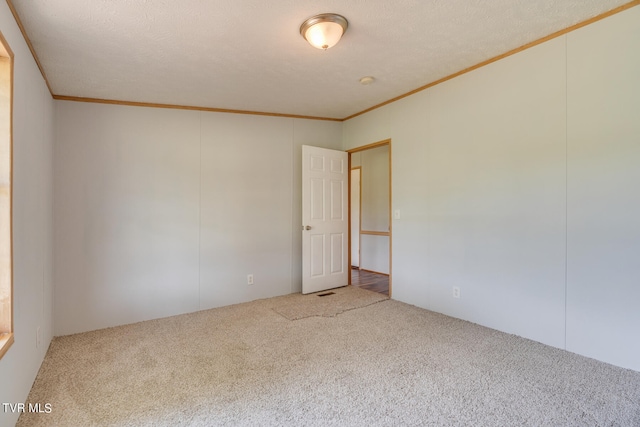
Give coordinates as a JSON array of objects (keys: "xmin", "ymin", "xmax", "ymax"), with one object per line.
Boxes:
[
  {"xmin": 302, "ymin": 145, "xmax": 348, "ymax": 294},
  {"xmin": 330, "ymin": 180, "xmax": 343, "ymax": 220},
  {"xmin": 330, "ymin": 233, "xmax": 344, "ymax": 274},
  {"xmin": 310, "ymin": 235, "xmax": 325, "ymax": 277},
  {"xmin": 311, "ymin": 178, "xmax": 325, "ymax": 220}
]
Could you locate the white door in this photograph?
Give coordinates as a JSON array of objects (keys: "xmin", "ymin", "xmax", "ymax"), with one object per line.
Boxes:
[{"xmin": 302, "ymin": 145, "xmax": 348, "ymax": 294}]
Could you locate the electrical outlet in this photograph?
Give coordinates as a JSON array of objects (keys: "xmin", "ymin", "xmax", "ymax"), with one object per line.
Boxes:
[
  {"xmin": 394, "ymin": 209, "xmax": 401, "ymax": 219},
  {"xmin": 247, "ymin": 274, "xmax": 254, "ymax": 285},
  {"xmin": 452, "ymin": 286, "xmax": 460, "ymax": 299}
]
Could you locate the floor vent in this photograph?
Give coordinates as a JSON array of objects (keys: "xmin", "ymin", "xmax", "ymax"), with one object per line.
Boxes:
[{"xmin": 317, "ymin": 292, "xmax": 335, "ymax": 297}]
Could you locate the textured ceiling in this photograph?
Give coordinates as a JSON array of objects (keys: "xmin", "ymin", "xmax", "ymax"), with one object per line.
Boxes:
[{"xmin": 8, "ymin": 0, "xmax": 634, "ymax": 119}]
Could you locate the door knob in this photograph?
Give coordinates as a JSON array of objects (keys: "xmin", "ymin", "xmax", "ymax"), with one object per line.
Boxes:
[{"xmin": 304, "ymin": 225, "xmax": 312, "ymax": 230}]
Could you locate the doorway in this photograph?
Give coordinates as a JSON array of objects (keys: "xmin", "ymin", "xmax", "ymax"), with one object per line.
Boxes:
[
  {"xmin": 350, "ymin": 167, "xmax": 361, "ymax": 269},
  {"xmin": 348, "ymin": 140, "xmax": 391, "ymax": 297}
]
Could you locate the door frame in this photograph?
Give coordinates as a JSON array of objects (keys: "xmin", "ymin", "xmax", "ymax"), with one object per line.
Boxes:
[{"xmin": 347, "ymin": 139, "xmax": 392, "ymax": 296}]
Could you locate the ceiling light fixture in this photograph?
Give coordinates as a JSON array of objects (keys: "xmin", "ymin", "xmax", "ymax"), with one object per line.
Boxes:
[{"xmin": 300, "ymin": 13, "xmax": 348, "ymax": 50}]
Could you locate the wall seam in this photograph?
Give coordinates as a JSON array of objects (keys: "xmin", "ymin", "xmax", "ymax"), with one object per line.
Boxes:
[
  {"xmin": 564, "ymin": 34, "xmax": 569, "ymax": 351},
  {"xmin": 41, "ymin": 82, "xmax": 46, "ymax": 354},
  {"xmin": 198, "ymin": 112, "xmax": 202, "ymax": 310},
  {"xmin": 290, "ymin": 119, "xmax": 295, "ymax": 294}
]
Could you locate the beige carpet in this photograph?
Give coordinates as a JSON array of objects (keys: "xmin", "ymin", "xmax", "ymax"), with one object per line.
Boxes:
[
  {"xmin": 272, "ymin": 286, "xmax": 388, "ymax": 320},
  {"xmin": 17, "ymin": 289, "xmax": 640, "ymax": 426}
]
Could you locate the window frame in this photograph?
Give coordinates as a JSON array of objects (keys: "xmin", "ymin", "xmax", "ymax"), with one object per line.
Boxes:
[{"xmin": 0, "ymin": 29, "xmax": 14, "ymax": 360}]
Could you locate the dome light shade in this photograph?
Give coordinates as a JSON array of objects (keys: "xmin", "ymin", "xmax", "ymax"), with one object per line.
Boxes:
[{"xmin": 300, "ymin": 14, "xmax": 348, "ymax": 50}]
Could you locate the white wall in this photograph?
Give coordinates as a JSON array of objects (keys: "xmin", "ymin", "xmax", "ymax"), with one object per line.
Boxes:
[
  {"xmin": 54, "ymin": 102, "xmax": 201, "ymax": 334},
  {"xmin": 565, "ymin": 7, "xmax": 640, "ymax": 371},
  {"xmin": 360, "ymin": 145, "xmax": 389, "ymax": 232},
  {"xmin": 0, "ymin": 3, "xmax": 55, "ymax": 426},
  {"xmin": 343, "ymin": 6, "xmax": 640, "ymax": 371},
  {"xmin": 54, "ymin": 102, "xmax": 341, "ymax": 335}
]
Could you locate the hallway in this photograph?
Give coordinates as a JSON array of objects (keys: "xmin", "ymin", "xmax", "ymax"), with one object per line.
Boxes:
[{"xmin": 351, "ymin": 267, "xmax": 389, "ymax": 296}]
